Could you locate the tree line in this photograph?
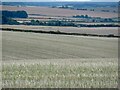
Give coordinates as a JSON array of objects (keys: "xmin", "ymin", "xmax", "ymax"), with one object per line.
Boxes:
[
  {"xmin": 24, "ymin": 20, "xmax": 76, "ymax": 27},
  {"xmin": 25, "ymin": 20, "xmax": 119, "ymax": 27},
  {"xmin": 77, "ymin": 24, "xmax": 119, "ymax": 27},
  {"xmin": 1, "ymin": 11, "xmax": 119, "ymax": 27}
]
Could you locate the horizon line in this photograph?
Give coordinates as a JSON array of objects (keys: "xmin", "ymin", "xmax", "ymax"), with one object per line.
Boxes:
[{"xmin": 1, "ymin": 1, "xmax": 119, "ymax": 2}]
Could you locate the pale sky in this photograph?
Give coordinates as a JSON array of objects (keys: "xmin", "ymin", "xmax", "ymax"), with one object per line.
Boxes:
[{"xmin": 1, "ymin": 0, "xmax": 119, "ymax": 2}]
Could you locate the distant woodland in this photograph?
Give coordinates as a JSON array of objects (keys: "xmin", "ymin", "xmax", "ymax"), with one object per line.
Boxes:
[{"xmin": 1, "ymin": 10, "xmax": 28, "ymax": 24}]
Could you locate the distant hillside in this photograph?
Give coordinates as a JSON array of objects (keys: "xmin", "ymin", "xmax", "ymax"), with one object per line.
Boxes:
[{"xmin": 1, "ymin": 2, "xmax": 118, "ymax": 8}]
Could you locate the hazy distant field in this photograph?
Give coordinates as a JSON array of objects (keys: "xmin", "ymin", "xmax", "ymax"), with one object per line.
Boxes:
[
  {"xmin": 2, "ymin": 5, "xmax": 117, "ymax": 18},
  {"xmin": 2, "ymin": 31, "xmax": 118, "ymax": 88},
  {"xmin": 2, "ymin": 25, "xmax": 118, "ymax": 36}
]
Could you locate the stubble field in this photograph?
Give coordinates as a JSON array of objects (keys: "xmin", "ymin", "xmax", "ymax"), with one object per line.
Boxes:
[{"xmin": 2, "ymin": 31, "xmax": 118, "ymax": 88}]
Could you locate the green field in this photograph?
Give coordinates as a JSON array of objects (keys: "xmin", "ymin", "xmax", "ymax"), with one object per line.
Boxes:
[{"xmin": 2, "ymin": 31, "xmax": 118, "ymax": 88}]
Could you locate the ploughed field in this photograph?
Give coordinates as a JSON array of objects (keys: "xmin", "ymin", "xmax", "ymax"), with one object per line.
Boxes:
[
  {"xmin": 2, "ymin": 31, "xmax": 118, "ymax": 88},
  {"xmin": 1, "ymin": 5, "xmax": 117, "ymax": 18}
]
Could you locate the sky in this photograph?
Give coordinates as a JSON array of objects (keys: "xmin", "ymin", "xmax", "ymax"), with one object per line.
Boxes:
[{"xmin": 1, "ymin": 0, "xmax": 119, "ymax": 2}]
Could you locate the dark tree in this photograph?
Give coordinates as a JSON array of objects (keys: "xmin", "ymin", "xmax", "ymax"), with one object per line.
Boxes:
[{"xmin": 2, "ymin": 10, "xmax": 28, "ymax": 18}]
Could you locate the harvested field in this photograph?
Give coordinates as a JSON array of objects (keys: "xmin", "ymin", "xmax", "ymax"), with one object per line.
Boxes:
[
  {"xmin": 2, "ymin": 31, "xmax": 118, "ymax": 88},
  {"xmin": 1, "ymin": 5, "xmax": 117, "ymax": 18},
  {"xmin": 2, "ymin": 25, "xmax": 118, "ymax": 36},
  {"xmin": 3, "ymin": 31, "xmax": 118, "ymax": 60},
  {"xmin": 3, "ymin": 58, "xmax": 118, "ymax": 88},
  {"xmin": 1, "ymin": 2, "xmax": 119, "ymax": 88}
]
